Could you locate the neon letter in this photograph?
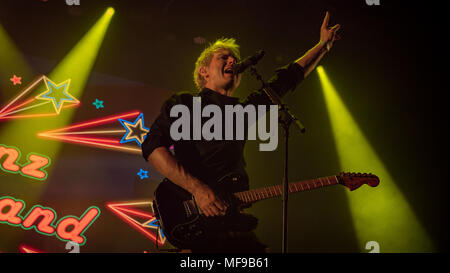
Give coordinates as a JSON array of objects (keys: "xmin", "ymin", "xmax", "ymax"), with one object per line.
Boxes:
[
  {"xmin": 22, "ymin": 206, "xmax": 56, "ymax": 234},
  {"xmin": 0, "ymin": 145, "xmax": 20, "ymax": 172},
  {"xmin": 21, "ymin": 154, "xmax": 50, "ymax": 180},
  {"xmin": 56, "ymin": 207, "xmax": 100, "ymax": 245},
  {"xmin": 0, "ymin": 197, "xmax": 23, "ymax": 225}
]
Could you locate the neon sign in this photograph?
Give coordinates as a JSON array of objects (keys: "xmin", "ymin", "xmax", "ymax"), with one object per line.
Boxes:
[
  {"xmin": 118, "ymin": 112, "xmax": 149, "ymax": 147},
  {"xmin": 19, "ymin": 244, "xmax": 44, "ymax": 253},
  {"xmin": 0, "ymin": 196, "xmax": 100, "ymax": 246},
  {"xmin": 35, "ymin": 78, "xmax": 78, "ymax": 115},
  {"xmin": 38, "ymin": 111, "xmax": 148, "ymax": 154},
  {"xmin": 0, "ymin": 144, "xmax": 51, "ymax": 181},
  {"xmin": 106, "ymin": 200, "xmax": 165, "ymax": 246},
  {"xmin": 10, "ymin": 75, "xmax": 22, "ymax": 85},
  {"xmin": 0, "ymin": 76, "xmax": 80, "ymax": 121},
  {"xmin": 18, "ymin": 242, "xmax": 80, "ymax": 253}
]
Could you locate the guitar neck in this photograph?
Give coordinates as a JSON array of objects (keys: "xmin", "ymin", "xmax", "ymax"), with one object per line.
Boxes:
[{"xmin": 234, "ymin": 176, "xmax": 340, "ymax": 204}]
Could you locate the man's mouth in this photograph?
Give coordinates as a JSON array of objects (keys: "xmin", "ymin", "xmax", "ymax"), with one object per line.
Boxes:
[{"xmin": 223, "ymin": 66, "xmax": 234, "ymax": 75}]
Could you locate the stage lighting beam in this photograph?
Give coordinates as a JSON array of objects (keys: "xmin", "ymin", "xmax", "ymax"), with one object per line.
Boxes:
[
  {"xmin": 0, "ymin": 24, "xmax": 34, "ymax": 94},
  {"xmin": 316, "ymin": 66, "xmax": 434, "ymax": 252}
]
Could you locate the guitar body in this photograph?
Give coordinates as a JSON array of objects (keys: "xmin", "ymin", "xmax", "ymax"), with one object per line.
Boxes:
[
  {"xmin": 153, "ymin": 173, "xmax": 249, "ymax": 249},
  {"xmin": 154, "ymin": 180, "xmax": 202, "ymax": 248}
]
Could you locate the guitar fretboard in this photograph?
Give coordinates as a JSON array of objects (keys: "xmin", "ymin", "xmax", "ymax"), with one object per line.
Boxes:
[{"xmin": 234, "ymin": 176, "xmax": 339, "ymax": 204}]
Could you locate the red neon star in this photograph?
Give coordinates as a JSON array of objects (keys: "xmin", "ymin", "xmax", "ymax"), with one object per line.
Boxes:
[{"xmin": 10, "ymin": 75, "xmax": 22, "ymax": 85}]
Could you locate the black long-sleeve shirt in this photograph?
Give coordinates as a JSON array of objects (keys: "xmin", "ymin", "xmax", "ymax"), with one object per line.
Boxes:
[{"xmin": 142, "ymin": 62, "xmax": 305, "ymax": 191}]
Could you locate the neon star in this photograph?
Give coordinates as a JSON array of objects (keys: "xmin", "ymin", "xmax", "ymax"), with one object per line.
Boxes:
[
  {"xmin": 35, "ymin": 77, "xmax": 79, "ymax": 114},
  {"xmin": 105, "ymin": 201, "xmax": 165, "ymax": 246},
  {"xmin": 118, "ymin": 113, "xmax": 149, "ymax": 146},
  {"xmin": 142, "ymin": 218, "xmax": 165, "ymax": 242},
  {"xmin": 92, "ymin": 99, "xmax": 104, "ymax": 109},
  {"xmin": 10, "ymin": 75, "xmax": 22, "ymax": 85},
  {"xmin": 137, "ymin": 169, "xmax": 148, "ymax": 180}
]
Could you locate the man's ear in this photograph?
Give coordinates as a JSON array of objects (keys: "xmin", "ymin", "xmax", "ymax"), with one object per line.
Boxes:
[{"xmin": 199, "ymin": 66, "xmax": 208, "ymax": 78}]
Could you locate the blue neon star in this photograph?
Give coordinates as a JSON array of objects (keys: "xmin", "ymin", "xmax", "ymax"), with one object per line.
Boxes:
[
  {"xmin": 118, "ymin": 113, "xmax": 150, "ymax": 147},
  {"xmin": 92, "ymin": 99, "xmax": 104, "ymax": 109},
  {"xmin": 137, "ymin": 169, "xmax": 148, "ymax": 180}
]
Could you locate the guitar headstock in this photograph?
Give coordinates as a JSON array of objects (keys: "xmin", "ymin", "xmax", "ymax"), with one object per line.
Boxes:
[{"xmin": 338, "ymin": 172, "xmax": 380, "ymax": 191}]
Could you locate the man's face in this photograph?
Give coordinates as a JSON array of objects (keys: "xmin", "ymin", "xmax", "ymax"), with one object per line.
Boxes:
[{"xmin": 201, "ymin": 49, "xmax": 240, "ymax": 92}]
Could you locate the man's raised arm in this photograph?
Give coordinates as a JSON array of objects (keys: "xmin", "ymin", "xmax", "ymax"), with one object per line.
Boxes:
[{"xmin": 296, "ymin": 11, "xmax": 341, "ymax": 77}]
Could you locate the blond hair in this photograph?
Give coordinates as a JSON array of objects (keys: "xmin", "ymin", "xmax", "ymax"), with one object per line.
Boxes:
[{"xmin": 193, "ymin": 38, "xmax": 241, "ymax": 90}]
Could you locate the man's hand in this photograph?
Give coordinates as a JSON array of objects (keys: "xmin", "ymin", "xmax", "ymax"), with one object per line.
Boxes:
[
  {"xmin": 320, "ymin": 11, "xmax": 341, "ymax": 51},
  {"xmin": 193, "ymin": 184, "xmax": 228, "ymax": 217}
]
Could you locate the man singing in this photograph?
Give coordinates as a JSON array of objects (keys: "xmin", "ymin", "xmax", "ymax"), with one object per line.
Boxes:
[{"xmin": 142, "ymin": 12, "xmax": 340, "ymax": 252}]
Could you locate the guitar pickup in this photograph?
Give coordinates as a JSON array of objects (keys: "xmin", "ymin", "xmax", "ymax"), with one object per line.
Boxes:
[
  {"xmin": 183, "ymin": 200, "xmax": 195, "ymax": 218},
  {"xmin": 183, "ymin": 199, "xmax": 200, "ymax": 218}
]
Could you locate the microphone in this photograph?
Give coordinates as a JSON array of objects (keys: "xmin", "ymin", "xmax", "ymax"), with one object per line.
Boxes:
[{"xmin": 234, "ymin": 50, "xmax": 265, "ymax": 74}]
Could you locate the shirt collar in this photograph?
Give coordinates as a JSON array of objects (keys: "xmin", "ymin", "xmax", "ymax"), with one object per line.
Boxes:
[{"xmin": 199, "ymin": 88, "xmax": 240, "ymax": 104}]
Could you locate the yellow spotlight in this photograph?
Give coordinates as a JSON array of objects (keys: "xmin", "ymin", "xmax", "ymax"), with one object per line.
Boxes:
[
  {"xmin": 107, "ymin": 7, "xmax": 115, "ymax": 16},
  {"xmin": 317, "ymin": 66, "xmax": 434, "ymax": 252}
]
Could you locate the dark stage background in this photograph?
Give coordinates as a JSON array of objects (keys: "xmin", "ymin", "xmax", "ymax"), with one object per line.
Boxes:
[{"xmin": 0, "ymin": 0, "xmax": 447, "ymax": 253}]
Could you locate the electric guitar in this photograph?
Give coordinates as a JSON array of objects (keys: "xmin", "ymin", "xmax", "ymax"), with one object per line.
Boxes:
[{"xmin": 153, "ymin": 172, "xmax": 379, "ymax": 249}]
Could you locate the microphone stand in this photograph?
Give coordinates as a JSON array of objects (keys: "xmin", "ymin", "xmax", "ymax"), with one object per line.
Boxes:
[{"xmin": 249, "ymin": 66, "xmax": 306, "ymax": 254}]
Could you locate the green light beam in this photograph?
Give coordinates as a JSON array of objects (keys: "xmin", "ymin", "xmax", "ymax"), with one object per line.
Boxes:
[
  {"xmin": 49, "ymin": 7, "xmax": 115, "ymax": 99},
  {"xmin": 0, "ymin": 24, "xmax": 34, "ymax": 95},
  {"xmin": 317, "ymin": 66, "xmax": 434, "ymax": 252}
]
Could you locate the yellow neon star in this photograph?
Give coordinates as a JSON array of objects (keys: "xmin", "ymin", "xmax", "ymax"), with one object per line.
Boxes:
[{"xmin": 35, "ymin": 77, "xmax": 79, "ymax": 114}]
